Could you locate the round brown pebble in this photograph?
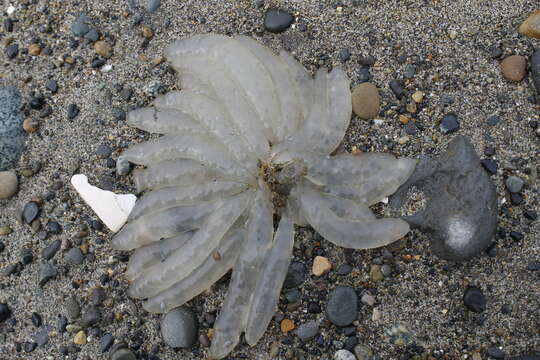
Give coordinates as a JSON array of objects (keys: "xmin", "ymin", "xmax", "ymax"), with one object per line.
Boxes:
[
  {"xmin": 412, "ymin": 91, "xmax": 424, "ymax": 103},
  {"xmin": 23, "ymin": 118, "xmax": 39, "ymax": 133},
  {"xmin": 74, "ymin": 330, "xmax": 87, "ymax": 345},
  {"xmin": 351, "ymin": 82, "xmax": 380, "ymax": 120},
  {"xmin": 142, "ymin": 26, "xmax": 154, "ymax": 38},
  {"xmin": 94, "ymin": 40, "xmax": 112, "ymax": 57},
  {"xmin": 280, "ymin": 319, "xmax": 295, "ymax": 333},
  {"xmin": 29, "ymin": 43, "xmax": 41, "ymax": 56},
  {"xmin": 500, "ymin": 55, "xmax": 526, "ymax": 82},
  {"xmin": 0, "ymin": 171, "xmax": 18, "ymax": 200},
  {"xmin": 519, "ymin": 10, "xmax": 540, "ymax": 39}
]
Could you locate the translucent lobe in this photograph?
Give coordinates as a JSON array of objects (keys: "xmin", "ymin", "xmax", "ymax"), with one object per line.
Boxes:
[
  {"xmin": 121, "ymin": 134, "xmax": 255, "ymax": 184},
  {"xmin": 127, "ymin": 191, "xmax": 253, "ymax": 299},
  {"xmin": 244, "ymin": 214, "xmax": 294, "ymax": 346},
  {"xmin": 298, "ymin": 184, "xmax": 410, "ymax": 249},
  {"xmin": 125, "ymin": 231, "xmax": 193, "ymax": 280},
  {"xmin": 128, "ymin": 180, "xmax": 247, "ymax": 221},
  {"xmin": 209, "ymin": 185, "xmax": 274, "ymax": 359},
  {"xmin": 142, "ymin": 227, "xmax": 245, "ymax": 313}
]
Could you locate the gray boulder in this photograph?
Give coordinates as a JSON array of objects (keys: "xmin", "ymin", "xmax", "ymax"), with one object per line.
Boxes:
[{"xmin": 390, "ymin": 135, "xmax": 497, "ymax": 261}]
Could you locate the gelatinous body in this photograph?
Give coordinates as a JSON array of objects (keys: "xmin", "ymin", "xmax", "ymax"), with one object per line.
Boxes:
[{"xmin": 114, "ymin": 34, "xmax": 416, "ymax": 358}]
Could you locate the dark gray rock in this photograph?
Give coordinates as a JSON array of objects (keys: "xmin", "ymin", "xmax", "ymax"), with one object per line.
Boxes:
[
  {"xmin": 22, "ymin": 202, "xmax": 40, "ymax": 224},
  {"xmin": 487, "ymin": 346, "xmax": 505, "ymax": 359},
  {"xmin": 38, "ymin": 262, "xmax": 57, "ymax": 286},
  {"xmin": 463, "ymin": 286, "xmax": 486, "ymax": 313},
  {"xmin": 0, "ymin": 303, "xmax": 10, "ymax": 322},
  {"xmin": 264, "ymin": 9, "xmax": 293, "ymax": 33},
  {"xmin": 65, "ymin": 247, "xmax": 83, "ymax": 265},
  {"xmin": 33, "ymin": 325, "xmax": 52, "ymax": 346},
  {"xmin": 41, "ymin": 240, "xmax": 61, "ymax": 260},
  {"xmin": 161, "ymin": 306, "xmax": 198, "ymax": 348},
  {"xmin": 100, "ymin": 333, "xmax": 114, "ymax": 352},
  {"xmin": 389, "ymin": 80, "xmax": 404, "ymax": 99},
  {"xmin": 111, "ymin": 348, "xmax": 137, "ymax": 360},
  {"xmin": 64, "ymin": 296, "xmax": 81, "ymax": 320},
  {"xmin": 56, "ymin": 315, "xmax": 67, "ymax": 333},
  {"xmin": 440, "ymin": 113, "xmax": 459, "ymax": 134},
  {"xmin": 0, "ymin": 86, "xmax": 25, "ymax": 171},
  {"xmin": 283, "ymin": 261, "xmax": 307, "ymax": 289},
  {"xmin": 390, "ymin": 136, "xmax": 497, "ymax": 261},
  {"xmin": 71, "ymin": 14, "xmax": 91, "ymax": 37},
  {"xmin": 530, "ymin": 50, "xmax": 540, "ymax": 95},
  {"xmin": 84, "ymin": 29, "xmax": 99, "ymax": 42},
  {"xmin": 326, "ymin": 286, "xmax": 358, "ymax": 327},
  {"xmin": 82, "ymin": 306, "xmax": 101, "ymax": 327}
]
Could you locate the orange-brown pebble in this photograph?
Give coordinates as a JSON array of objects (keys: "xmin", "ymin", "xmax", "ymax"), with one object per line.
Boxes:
[
  {"xmin": 519, "ymin": 10, "xmax": 540, "ymax": 39},
  {"xmin": 23, "ymin": 118, "xmax": 39, "ymax": 133},
  {"xmin": 29, "ymin": 43, "xmax": 41, "ymax": 56},
  {"xmin": 142, "ymin": 26, "xmax": 154, "ymax": 38},
  {"xmin": 312, "ymin": 256, "xmax": 332, "ymax": 276},
  {"xmin": 280, "ymin": 319, "xmax": 295, "ymax": 333}
]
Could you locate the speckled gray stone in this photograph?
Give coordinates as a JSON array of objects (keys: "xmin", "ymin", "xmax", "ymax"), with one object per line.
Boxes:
[
  {"xmin": 38, "ymin": 262, "xmax": 57, "ymax": 286},
  {"xmin": 295, "ymin": 321, "xmax": 319, "ymax": 340},
  {"xmin": 160, "ymin": 307, "xmax": 198, "ymax": 348},
  {"xmin": 390, "ymin": 135, "xmax": 497, "ymax": 261},
  {"xmin": 0, "ymin": 86, "xmax": 25, "ymax": 171},
  {"xmin": 71, "ymin": 14, "xmax": 91, "ymax": 37},
  {"xmin": 505, "ymin": 176, "xmax": 524, "ymax": 193}
]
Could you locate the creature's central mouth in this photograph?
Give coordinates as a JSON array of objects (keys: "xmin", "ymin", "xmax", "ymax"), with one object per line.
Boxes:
[{"xmin": 257, "ymin": 159, "xmax": 307, "ymax": 213}]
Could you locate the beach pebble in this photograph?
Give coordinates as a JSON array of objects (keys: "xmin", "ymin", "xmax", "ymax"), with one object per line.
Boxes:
[
  {"xmin": 23, "ymin": 202, "xmax": 40, "ymax": 224},
  {"xmin": 67, "ymin": 104, "xmax": 79, "ymax": 119},
  {"xmin": 440, "ymin": 113, "xmax": 459, "ymax": 134},
  {"xmin": 312, "ymin": 256, "xmax": 332, "ymax": 276},
  {"xmin": 354, "ymin": 344, "xmax": 374, "ymax": 360},
  {"xmin": 71, "ymin": 14, "xmax": 91, "ymax": 36},
  {"xmin": 295, "ymin": 321, "xmax": 318, "ymax": 340},
  {"xmin": 351, "ymin": 83, "xmax": 380, "ymax": 120},
  {"xmin": 116, "ymin": 157, "xmax": 130, "ymax": 176},
  {"xmin": 481, "ymin": 158, "xmax": 498, "ymax": 175},
  {"xmin": 389, "ymin": 80, "xmax": 404, "ymax": 99},
  {"xmin": 74, "ymin": 330, "xmax": 87, "ymax": 345},
  {"xmin": 326, "ymin": 286, "xmax": 358, "ymax": 327},
  {"xmin": 264, "ymin": 9, "xmax": 293, "ymax": 33},
  {"xmin": 463, "ymin": 286, "xmax": 486, "ymax": 313},
  {"xmin": 519, "ymin": 10, "xmax": 540, "ymax": 39},
  {"xmin": 0, "ymin": 303, "xmax": 10, "ymax": 322},
  {"xmin": 161, "ymin": 307, "xmax": 198, "ymax": 348},
  {"xmin": 412, "ymin": 91, "xmax": 424, "ymax": 103},
  {"xmin": 0, "ymin": 171, "xmax": 17, "ymax": 199},
  {"xmin": 41, "ymin": 240, "xmax": 61, "ymax": 260},
  {"xmin": 38, "ymin": 262, "xmax": 57, "ymax": 286},
  {"xmin": 505, "ymin": 176, "xmax": 524, "ymax": 193},
  {"xmin": 334, "ymin": 349, "xmax": 356, "ymax": 360},
  {"xmin": 95, "ymin": 41, "xmax": 113, "ymax": 57},
  {"xmin": 500, "ymin": 55, "xmax": 526, "ymax": 82},
  {"xmin": 280, "ymin": 319, "xmax": 295, "ymax": 332},
  {"xmin": 111, "ymin": 348, "xmax": 136, "ymax": 360},
  {"xmin": 64, "ymin": 296, "xmax": 81, "ymax": 320},
  {"xmin": 100, "ymin": 333, "xmax": 114, "ymax": 352},
  {"xmin": 45, "ymin": 79, "xmax": 58, "ymax": 93},
  {"xmin": 5, "ymin": 44, "xmax": 18, "ymax": 59},
  {"xmin": 65, "ymin": 247, "xmax": 84, "ymax": 265},
  {"xmin": 284, "ymin": 261, "xmax": 307, "ymax": 288}
]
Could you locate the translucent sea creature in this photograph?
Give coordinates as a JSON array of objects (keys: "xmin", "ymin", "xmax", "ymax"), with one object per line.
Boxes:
[{"xmin": 113, "ymin": 34, "xmax": 416, "ymax": 358}]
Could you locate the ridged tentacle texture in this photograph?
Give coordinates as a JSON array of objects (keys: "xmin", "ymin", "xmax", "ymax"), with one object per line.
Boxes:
[{"xmin": 113, "ymin": 34, "xmax": 417, "ymax": 358}]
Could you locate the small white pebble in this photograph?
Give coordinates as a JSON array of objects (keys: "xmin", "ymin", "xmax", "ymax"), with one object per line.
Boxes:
[
  {"xmin": 373, "ymin": 119, "xmax": 384, "ymax": 125},
  {"xmin": 334, "ymin": 349, "xmax": 355, "ymax": 360},
  {"xmin": 6, "ymin": 4, "xmax": 15, "ymax": 15},
  {"xmin": 101, "ymin": 64, "xmax": 113, "ymax": 72}
]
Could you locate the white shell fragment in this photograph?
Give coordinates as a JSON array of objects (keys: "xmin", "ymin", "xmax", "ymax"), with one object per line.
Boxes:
[
  {"xmin": 71, "ymin": 174, "xmax": 137, "ymax": 232},
  {"xmin": 113, "ymin": 34, "xmax": 417, "ymax": 359}
]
